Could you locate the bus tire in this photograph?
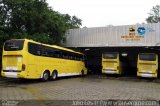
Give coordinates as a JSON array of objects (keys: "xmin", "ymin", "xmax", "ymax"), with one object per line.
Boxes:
[
  {"xmin": 81, "ymin": 70, "xmax": 84, "ymax": 77},
  {"xmin": 41, "ymin": 71, "xmax": 50, "ymax": 81},
  {"xmin": 50, "ymin": 71, "xmax": 57, "ymax": 81}
]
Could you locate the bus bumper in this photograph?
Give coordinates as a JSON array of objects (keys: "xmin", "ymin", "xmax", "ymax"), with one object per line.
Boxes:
[
  {"xmin": 1, "ymin": 71, "xmax": 26, "ymax": 78},
  {"xmin": 137, "ymin": 71, "xmax": 157, "ymax": 78},
  {"xmin": 102, "ymin": 68, "xmax": 120, "ymax": 74},
  {"xmin": 1, "ymin": 70, "xmax": 41, "ymax": 79}
]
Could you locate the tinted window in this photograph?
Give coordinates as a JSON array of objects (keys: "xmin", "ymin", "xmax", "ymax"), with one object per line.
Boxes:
[
  {"xmin": 4, "ymin": 40, "xmax": 24, "ymax": 51},
  {"xmin": 41, "ymin": 46, "xmax": 54, "ymax": 57},
  {"xmin": 79, "ymin": 55, "xmax": 84, "ymax": 61},
  {"xmin": 62, "ymin": 52, "xmax": 69, "ymax": 59},
  {"xmin": 28, "ymin": 42, "xmax": 41, "ymax": 56},
  {"xmin": 54, "ymin": 51, "xmax": 61, "ymax": 58},
  {"xmin": 103, "ymin": 53, "xmax": 118, "ymax": 59},
  {"xmin": 68, "ymin": 53, "xmax": 74, "ymax": 60},
  {"xmin": 139, "ymin": 54, "xmax": 156, "ymax": 61},
  {"xmin": 28, "ymin": 42, "xmax": 83, "ymax": 61}
]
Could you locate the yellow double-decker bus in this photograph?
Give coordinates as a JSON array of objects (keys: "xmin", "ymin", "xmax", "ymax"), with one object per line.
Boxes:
[
  {"xmin": 137, "ymin": 53, "xmax": 158, "ymax": 78},
  {"xmin": 102, "ymin": 52, "xmax": 127, "ymax": 75},
  {"xmin": 1, "ymin": 39, "xmax": 87, "ymax": 81}
]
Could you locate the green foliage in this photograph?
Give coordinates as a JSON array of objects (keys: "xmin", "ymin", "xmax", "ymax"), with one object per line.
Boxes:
[
  {"xmin": 0, "ymin": 0, "xmax": 82, "ymax": 45},
  {"xmin": 146, "ymin": 5, "xmax": 160, "ymax": 23},
  {"xmin": 0, "ymin": 0, "xmax": 82, "ymax": 70}
]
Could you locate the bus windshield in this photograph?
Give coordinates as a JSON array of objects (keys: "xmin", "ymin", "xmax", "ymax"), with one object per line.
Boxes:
[
  {"xmin": 103, "ymin": 53, "xmax": 118, "ymax": 59},
  {"xmin": 139, "ymin": 54, "xmax": 156, "ymax": 61},
  {"xmin": 4, "ymin": 40, "xmax": 24, "ymax": 51}
]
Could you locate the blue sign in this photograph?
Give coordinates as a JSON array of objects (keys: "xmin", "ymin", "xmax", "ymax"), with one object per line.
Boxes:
[{"xmin": 137, "ymin": 27, "xmax": 146, "ymax": 35}]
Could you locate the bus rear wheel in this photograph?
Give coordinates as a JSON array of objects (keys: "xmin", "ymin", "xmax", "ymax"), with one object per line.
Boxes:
[
  {"xmin": 50, "ymin": 71, "xmax": 57, "ymax": 80},
  {"xmin": 41, "ymin": 71, "xmax": 49, "ymax": 81}
]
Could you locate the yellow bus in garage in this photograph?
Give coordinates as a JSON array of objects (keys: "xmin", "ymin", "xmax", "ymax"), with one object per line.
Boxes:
[
  {"xmin": 102, "ymin": 52, "xmax": 125, "ymax": 75},
  {"xmin": 137, "ymin": 53, "xmax": 158, "ymax": 78},
  {"xmin": 1, "ymin": 39, "xmax": 87, "ymax": 81}
]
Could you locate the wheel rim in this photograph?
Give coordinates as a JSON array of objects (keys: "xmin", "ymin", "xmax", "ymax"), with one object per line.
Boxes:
[
  {"xmin": 44, "ymin": 72, "xmax": 49, "ymax": 80},
  {"xmin": 52, "ymin": 72, "xmax": 56, "ymax": 79}
]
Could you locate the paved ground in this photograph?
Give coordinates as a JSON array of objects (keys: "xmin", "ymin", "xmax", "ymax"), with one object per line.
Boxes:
[{"xmin": 0, "ymin": 75, "xmax": 160, "ymax": 105}]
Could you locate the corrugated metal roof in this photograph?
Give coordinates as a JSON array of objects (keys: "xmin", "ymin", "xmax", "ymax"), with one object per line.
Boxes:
[{"xmin": 65, "ymin": 23, "xmax": 160, "ymax": 47}]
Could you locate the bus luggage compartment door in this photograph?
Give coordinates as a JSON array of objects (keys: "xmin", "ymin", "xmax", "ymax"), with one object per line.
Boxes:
[
  {"xmin": 102, "ymin": 60, "xmax": 118, "ymax": 74},
  {"xmin": 2, "ymin": 55, "xmax": 23, "ymax": 78}
]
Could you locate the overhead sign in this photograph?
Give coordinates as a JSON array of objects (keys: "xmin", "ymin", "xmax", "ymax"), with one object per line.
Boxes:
[
  {"xmin": 121, "ymin": 27, "xmax": 144, "ymax": 41},
  {"xmin": 137, "ymin": 27, "xmax": 146, "ymax": 35}
]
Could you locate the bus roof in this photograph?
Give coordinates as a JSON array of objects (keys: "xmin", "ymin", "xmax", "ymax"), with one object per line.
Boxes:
[{"xmin": 17, "ymin": 39, "xmax": 84, "ymax": 55}]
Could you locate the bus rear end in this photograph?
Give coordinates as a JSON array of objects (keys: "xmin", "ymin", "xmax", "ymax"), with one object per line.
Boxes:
[
  {"xmin": 1, "ymin": 39, "xmax": 27, "ymax": 78},
  {"xmin": 137, "ymin": 53, "xmax": 158, "ymax": 78},
  {"xmin": 102, "ymin": 52, "xmax": 122, "ymax": 75}
]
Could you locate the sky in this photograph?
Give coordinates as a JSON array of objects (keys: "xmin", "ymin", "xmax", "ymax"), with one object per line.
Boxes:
[{"xmin": 47, "ymin": 0, "xmax": 160, "ymax": 27}]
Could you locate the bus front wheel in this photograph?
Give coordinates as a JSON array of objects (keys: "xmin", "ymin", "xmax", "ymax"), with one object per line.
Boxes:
[
  {"xmin": 41, "ymin": 71, "xmax": 49, "ymax": 81},
  {"xmin": 50, "ymin": 71, "xmax": 57, "ymax": 80}
]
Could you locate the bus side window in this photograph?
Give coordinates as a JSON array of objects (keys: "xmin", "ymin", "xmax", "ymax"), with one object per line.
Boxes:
[
  {"xmin": 37, "ymin": 50, "xmax": 41, "ymax": 56},
  {"xmin": 72, "ymin": 54, "xmax": 76, "ymax": 60},
  {"xmin": 48, "ymin": 51, "xmax": 54, "ymax": 57},
  {"xmin": 43, "ymin": 51, "xmax": 48, "ymax": 56},
  {"xmin": 80, "ymin": 55, "xmax": 84, "ymax": 61},
  {"xmin": 74, "ymin": 55, "xmax": 77, "ymax": 60},
  {"xmin": 41, "ymin": 46, "xmax": 48, "ymax": 56},
  {"xmin": 41, "ymin": 50, "xmax": 47, "ymax": 56},
  {"xmin": 68, "ymin": 54, "xmax": 73, "ymax": 60},
  {"xmin": 75, "ymin": 54, "xmax": 80, "ymax": 61},
  {"xmin": 36, "ymin": 45, "xmax": 42, "ymax": 56},
  {"xmin": 54, "ymin": 51, "xmax": 60, "ymax": 58},
  {"xmin": 62, "ymin": 52, "xmax": 69, "ymax": 59},
  {"xmin": 28, "ymin": 42, "xmax": 41, "ymax": 56}
]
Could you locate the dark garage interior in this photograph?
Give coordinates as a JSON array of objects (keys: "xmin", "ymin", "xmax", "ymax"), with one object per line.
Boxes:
[{"xmin": 70, "ymin": 47, "xmax": 160, "ymax": 77}]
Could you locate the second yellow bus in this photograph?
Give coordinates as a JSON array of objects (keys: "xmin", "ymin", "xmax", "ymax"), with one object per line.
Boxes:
[
  {"xmin": 137, "ymin": 53, "xmax": 158, "ymax": 78},
  {"xmin": 102, "ymin": 52, "xmax": 126, "ymax": 75}
]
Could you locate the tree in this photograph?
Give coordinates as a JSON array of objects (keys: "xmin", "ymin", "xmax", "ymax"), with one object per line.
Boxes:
[
  {"xmin": 63, "ymin": 14, "xmax": 82, "ymax": 28},
  {"xmin": 0, "ymin": 0, "xmax": 83, "ymax": 70},
  {"xmin": 0, "ymin": 0, "xmax": 82, "ymax": 45},
  {"xmin": 146, "ymin": 5, "xmax": 160, "ymax": 23}
]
